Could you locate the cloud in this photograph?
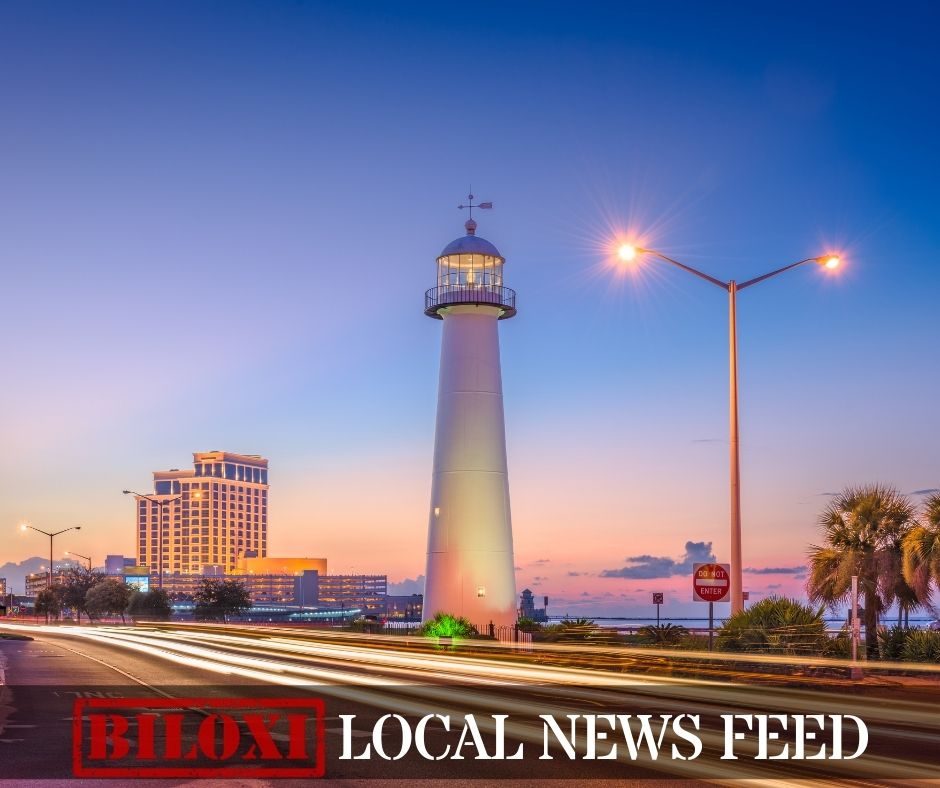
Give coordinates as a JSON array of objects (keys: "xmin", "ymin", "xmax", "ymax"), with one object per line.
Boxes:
[
  {"xmin": 744, "ymin": 566, "xmax": 805, "ymax": 575},
  {"xmin": 819, "ymin": 492, "xmax": 839, "ymax": 497},
  {"xmin": 768, "ymin": 584, "xmax": 782, "ymax": 590},
  {"xmin": 567, "ymin": 571, "xmax": 589, "ymax": 577},
  {"xmin": 600, "ymin": 541, "xmax": 716, "ymax": 579},
  {"xmin": 691, "ymin": 438, "xmax": 722, "ymax": 443},
  {"xmin": 387, "ymin": 575, "xmax": 425, "ymax": 595},
  {"xmin": 531, "ymin": 558, "xmax": 551, "ymax": 565},
  {"xmin": 911, "ymin": 488, "xmax": 940, "ymax": 496}
]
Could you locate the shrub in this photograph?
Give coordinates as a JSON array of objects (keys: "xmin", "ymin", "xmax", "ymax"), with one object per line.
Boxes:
[
  {"xmin": 349, "ymin": 618, "xmax": 384, "ymax": 634},
  {"xmin": 877, "ymin": 625, "xmax": 908, "ymax": 661},
  {"xmin": 824, "ymin": 631, "xmax": 852, "ymax": 659},
  {"xmin": 538, "ymin": 618, "xmax": 620, "ymax": 645},
  {"xmin": 676, "ymin": 633, "xmax": 711, "ymax": 651},
  {"xmin": 902, "ymin": 630, "xmax": 940, "ymax": 663},
  {"xmin": 637, "ymin": 623, "xmax": 688, "ymax": 646},
  {"xmin": 716, "ymin": 596, "xmax": 828, "ymax": 655},
  {"xmin": 516, "ymin": 617, "xmax": 541, "ymax": 633},
  {"xmin": 420, "ymin": 613, "xmax": 477, "ymax": 639}
]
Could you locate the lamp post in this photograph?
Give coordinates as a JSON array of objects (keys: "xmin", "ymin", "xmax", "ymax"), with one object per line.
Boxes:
[
  {"xmin": 616, "ymin": 245, "xmax": 841, "ymax": 614},
  {"xmin": 19, "ymin": 524, "xmax": 82, "ymax": 616},
  {"xmin": 65, "ymin": 550, "xmax": 92, "ymax": 571},
  {"xmin": 123, "ymin": 489, "xmax": 194, "ymax": 589}
]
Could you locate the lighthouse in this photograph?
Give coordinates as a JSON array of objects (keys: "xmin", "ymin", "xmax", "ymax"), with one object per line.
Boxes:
[{"xmin": 422, "ymin": 198, "xmax": 518, "ymax": 628}]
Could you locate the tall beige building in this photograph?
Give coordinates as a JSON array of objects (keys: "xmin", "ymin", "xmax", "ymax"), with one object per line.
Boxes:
[{"xmin": 136, "ymin": 451, "xmax": 268, "ymax": 575}]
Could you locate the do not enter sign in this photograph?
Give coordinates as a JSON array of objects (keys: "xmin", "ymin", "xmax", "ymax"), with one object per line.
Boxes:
[{"xmin": 692, "ymin": 562, "xmax": 730, "ymax": 603}]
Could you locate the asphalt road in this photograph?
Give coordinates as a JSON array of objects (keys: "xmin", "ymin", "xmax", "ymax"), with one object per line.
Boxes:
[{"xmin": 2, "ymin": 622, "xmax": 940, "ymax": 785}]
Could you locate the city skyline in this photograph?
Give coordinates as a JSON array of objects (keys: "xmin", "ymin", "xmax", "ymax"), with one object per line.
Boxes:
[{"xmin": 3, "ymin": 2, "xmax": 939, "ymax": 616}]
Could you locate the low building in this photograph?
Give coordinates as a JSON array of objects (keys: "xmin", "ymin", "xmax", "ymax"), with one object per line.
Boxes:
[
  {"xmin": 315, "ymin": 574, "xmax": 386, "ymax": 616},
  {"xmin": 384, "ymin": 594, "xmax": 423, "ymax": 621},
  {"xmin": 234, "ymin": 555, "xmax": 327, "ymax": 576},
  {"xmin": 25, "ymin": 571, "xmax": 61, "ymax": 596},
  {"xmin": 105, "ymin": 555, "xmax": 137, "ymax": 575},
  {"xmin": 143, "ymin": 571, "xmax": 387, "ymax": 616}
]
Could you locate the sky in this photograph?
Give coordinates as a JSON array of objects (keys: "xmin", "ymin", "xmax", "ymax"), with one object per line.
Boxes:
[{"xmin": 1, "ymin": 1, "xmax": 938, "ymax": 615}]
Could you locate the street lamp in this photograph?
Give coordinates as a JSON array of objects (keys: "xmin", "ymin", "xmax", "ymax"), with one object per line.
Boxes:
[
  {"xmin": 19, "ymin": 524, "xmax": 82, "ymax": 596},
  {"xmin": 615, "ymin": 244, "xmax": 841, "ymax": 614},
  {"xmin": 65, "ymin": 550, "xmax": 92, "ymax": 571},
  {"xmin": 123, "ymin": 489, "xmax": 199, "ymax": 589}
]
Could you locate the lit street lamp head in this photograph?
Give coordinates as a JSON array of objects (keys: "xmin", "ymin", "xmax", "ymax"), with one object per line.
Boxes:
[
  {"xmin": 819, "ymin": 254, "xmax": 841, "ymax": 270},
  {"xmin": 617, "ymin": 244, "xmax": 639, "ymax": 262}
]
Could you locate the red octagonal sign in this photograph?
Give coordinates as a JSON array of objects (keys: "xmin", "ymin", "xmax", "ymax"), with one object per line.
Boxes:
[{"xmin": 692, "ymin": 562, "xmax": 730, "ymax": 603}]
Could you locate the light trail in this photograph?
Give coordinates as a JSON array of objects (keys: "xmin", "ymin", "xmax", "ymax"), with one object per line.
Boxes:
[{"xmin": 2, "ymin": 621, "xmax": 938, "ymax": 783}]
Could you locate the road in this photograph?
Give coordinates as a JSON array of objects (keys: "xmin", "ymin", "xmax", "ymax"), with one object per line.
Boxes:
[{"xmin": 2, "ymin": 621, "xmax": 939, "ymax": 784}]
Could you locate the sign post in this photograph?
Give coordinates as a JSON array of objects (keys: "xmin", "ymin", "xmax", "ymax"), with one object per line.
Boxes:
[
  {"xmin": 693, "ymin": 563, "xmax": 731, "ymax": 651},
  {"xmin": 709, "ymin": 602, "xmax": 714, "ymax": 651},
  {"xmin": 850, "ymin": 574, "xmax": 862, "ymax": 679},
  {"xmin": 652, "ymin": 592, "xmax": 664, "ymax": 626}
]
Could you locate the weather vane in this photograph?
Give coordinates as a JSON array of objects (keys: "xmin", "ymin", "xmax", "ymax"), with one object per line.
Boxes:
[{"xmin": 458, "ymin": 189, "xmax": 493, "ymax": 220}]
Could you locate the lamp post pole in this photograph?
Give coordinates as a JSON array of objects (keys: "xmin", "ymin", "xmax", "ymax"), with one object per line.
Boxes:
[
  {"xmin": 616, "ymin": 246, "xmax": 840, "ymax": 614},
  {"xmin": 728, "ymin": 280, "xmax": 742, "ymax": 613},
  {"xmin": 123, "ymin": 490, "xmax": 183, "ymax": 590},
  {"xmin": 65, "ymin": 550, "xmax": 92, "ymax": 571}
]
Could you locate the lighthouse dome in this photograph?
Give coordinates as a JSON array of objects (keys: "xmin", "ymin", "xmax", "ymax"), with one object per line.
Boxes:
[
  {"xmin": 439, "ymin": 234, "xmax": 503, "ymax": 259},
  {"xmin": 439, "ymin": 219, "xmax": 503, "ymax": 260}
]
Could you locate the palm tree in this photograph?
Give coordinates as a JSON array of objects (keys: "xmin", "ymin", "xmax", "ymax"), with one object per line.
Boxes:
[
  {"xmin": 807, "ymin": 484, "xmax": 920, "ymax": 658},
  {"xmin": 903, "ymin": 492, "xmax": 940, "ymax": 608}
]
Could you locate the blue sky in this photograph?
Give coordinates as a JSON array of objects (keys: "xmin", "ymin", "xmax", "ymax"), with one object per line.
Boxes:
[{"xmin": 1, "ymin": 1, "xmax": 938, "ymax": 614}]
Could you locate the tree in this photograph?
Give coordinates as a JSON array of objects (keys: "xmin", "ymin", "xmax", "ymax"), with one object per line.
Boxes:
[
  {"xmin": 193, "ymin": 578, "xmax": 252, "ymax": 622},
  {"xmin": 34, "ymin": 588, "xmax": 61, "ymax": 621},
  {"xmin": 903, "ymin": 492, "xmax": 940, "ymax": 609},
  {"xmin": 716, "ymin": 597, "xmax": 827, "ymax": 654},
  {"xmin": 807, "ymin": 484, "xmax": 921, "ymax": 658},
  {"xmin": 85, "ymin": 579, "xmax": 132, "ymax": 623},
  {"xmin": 58, "ymin": 567, "xmax": 105, "ymax": 624},
  {"xmin": 126, "ymin": 588, "xmax": 173, "ymax": 621}
]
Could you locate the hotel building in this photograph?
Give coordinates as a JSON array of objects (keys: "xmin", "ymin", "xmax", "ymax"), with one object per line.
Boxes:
[{"xmin": 136, "ymin": 451, "xmax": 269, "ymax": 575}]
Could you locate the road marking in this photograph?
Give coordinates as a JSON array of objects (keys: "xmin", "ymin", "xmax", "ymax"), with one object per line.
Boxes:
[{"xmin": 39, "ymin": 639, "xmax": 177, "ymax": 699}]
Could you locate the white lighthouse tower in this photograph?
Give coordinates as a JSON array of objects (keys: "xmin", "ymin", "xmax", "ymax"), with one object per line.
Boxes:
[{"xmin": 423, "ymin": 197, "xmax": 518, "ymax": 628}]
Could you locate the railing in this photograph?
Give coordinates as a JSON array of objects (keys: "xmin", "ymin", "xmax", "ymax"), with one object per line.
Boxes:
[{"xmin": 425, "ymin": 285, "xmax": 517, "ymax": 317}]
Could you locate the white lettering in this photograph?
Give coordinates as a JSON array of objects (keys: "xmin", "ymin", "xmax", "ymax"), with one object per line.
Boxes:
[
  {"xmin": 372, "ymin": 714, "xmax": 411, "ymax": 760},
  {"xmin": 415, "ymin": 714, "xmax": 451, "ymax": 760},
  {"xmin": 671, "ymin": 714, "xmax": 703, "ymax": 760},
  {"xmin": 540, "ymin": 714, "xmax": 579, "ymax": 759}
]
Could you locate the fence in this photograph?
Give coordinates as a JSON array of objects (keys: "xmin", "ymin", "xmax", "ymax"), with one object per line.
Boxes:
[{"xmin": 478, "ymin": 623, "xmax": 534, "ymax": 649}]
